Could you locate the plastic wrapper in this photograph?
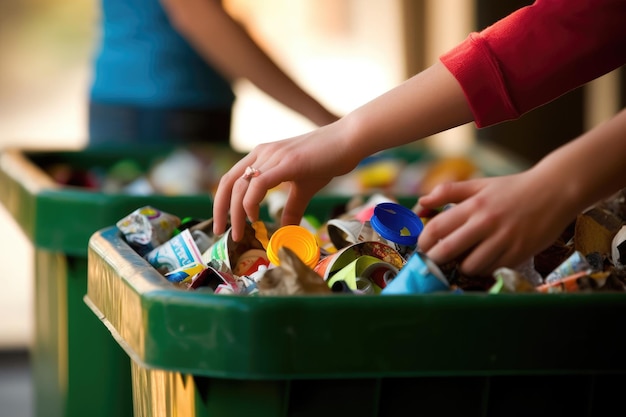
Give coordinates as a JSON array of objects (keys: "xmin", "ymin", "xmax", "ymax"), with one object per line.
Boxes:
[{"xmin": 116, "ymin": 206, "xmax": 181, "ymax": 256}]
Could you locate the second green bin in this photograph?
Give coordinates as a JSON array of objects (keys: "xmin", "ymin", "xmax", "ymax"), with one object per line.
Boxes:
[{"xmin": 0, "ymin": 146, "xmax": 235, "ymax": 417}]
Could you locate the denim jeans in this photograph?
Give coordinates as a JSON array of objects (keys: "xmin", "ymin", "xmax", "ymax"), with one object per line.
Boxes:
[{"xmin": 88, "ymin": 102, "xmax": 232, "ymax": 148}]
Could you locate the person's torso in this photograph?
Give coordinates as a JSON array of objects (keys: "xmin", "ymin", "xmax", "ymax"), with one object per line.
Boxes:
[{"xmin": 90, "ymin": 0, "xmax": 235, "ymax": 109}]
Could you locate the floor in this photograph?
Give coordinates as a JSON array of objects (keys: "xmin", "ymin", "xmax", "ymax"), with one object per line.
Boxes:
[{"xmin": 0, "ymin": 350, "xmax": 33, "ymax": 417}]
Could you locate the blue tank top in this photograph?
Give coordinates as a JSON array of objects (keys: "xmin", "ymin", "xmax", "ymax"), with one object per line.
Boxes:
[{"xmin": 90, "ymin": 0, "xmax": 235, "ymax": 109}]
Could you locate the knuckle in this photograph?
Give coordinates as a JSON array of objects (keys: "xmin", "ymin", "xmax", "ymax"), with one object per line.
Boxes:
[
  {"xmin": 219, "ymin": 170, "xmax": 238, "ymax": 187},
  {"xmin": 422, "ymin": 217, "xmax": 443, "ymax": 237},
  {"xmin": 242, "ymin": 191, "xmax": 261, "ymax": 217},
  {"xmin": 429, "ymin": 182, "xmax": 453, "ymax": 197},
  {"xmin": 231, "ymin": 178, "xmax": 248, "ymax": 193},
  {"xmin": 242, "ymin": 198, "xmax": 256, "ymax": 214},
  {"xmin": 467, "ymin": 194, "xmax": 489, "ymax": 211},
  {"xmin": 435, "ymin": 237, "xmax": 456, "ymax": 255}
]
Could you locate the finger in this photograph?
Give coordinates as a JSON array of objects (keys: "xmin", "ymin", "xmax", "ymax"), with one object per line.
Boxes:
[
  {"xmin": 457, "ymin": 232, "xmax": 509, "ymax": 276},
  {"xmin": 228, "ymin": 174, "xmax": 254, "ymax": 241},
  {"xmin": 418, "ymin": 202, "xmax": 472, "ymax": 252},
  {"xmin": 461, "ymin": 227, "xmax": 543, "ymax": 277},
  {"xmin": 424, "ymin": 212, "xmax": 487, "ymax": 267},
  {"xmin": 418, "ymin": 179, "xmax": 484, "ymax": 209},
  {"xmin": 281, "ymin": 180, "xmax": 328, "ymax": 226},
  {"xmin": 241, "ymin": 165, "xmax": 286, "ymax": 225},
  {"xmin": 213, "ymin": 155, "xmax": 257, "ymax": 235}
]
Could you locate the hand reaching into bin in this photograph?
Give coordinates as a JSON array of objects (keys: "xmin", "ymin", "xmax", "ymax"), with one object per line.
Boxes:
[
  {"xmin": 417, "ymin": 120, "xmax": 626, "ymax": 276},
  {"xmin": 213, "ymin": 59, "xmax": 471, "ymax": 232},
  {"xmin": 214, "ymin": 0, "xmax": 626, "ymax": 276},
  {"xmin": 213, "ymin": 122, "xmax": 362, "ymax": 240},
  {"xmin": 213, "ymin": 60, "xmax": 472, "ymax": 239}
]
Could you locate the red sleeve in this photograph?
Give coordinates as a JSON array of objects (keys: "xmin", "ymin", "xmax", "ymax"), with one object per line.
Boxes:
[{"xmin": 440, "ymin": 0, "xmax": 626, "ymax": 128}]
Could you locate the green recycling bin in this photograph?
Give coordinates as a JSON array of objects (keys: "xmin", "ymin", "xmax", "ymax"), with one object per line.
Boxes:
[
  {"xmin": 85, "ymin": 197, "xmax": 626, "ymax": 417},
  {"xmin": 0, "ymin": 145, "xmax": 235, "ymax": 417}
]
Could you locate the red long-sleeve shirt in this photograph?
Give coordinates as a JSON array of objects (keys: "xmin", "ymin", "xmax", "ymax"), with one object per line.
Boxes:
[{"xmin": 440, "ymin": 0, "xmax": 626, "ymax": 128}]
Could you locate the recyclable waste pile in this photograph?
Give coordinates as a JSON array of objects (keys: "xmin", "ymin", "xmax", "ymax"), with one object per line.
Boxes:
[
  {"xmin": 115, "ymin": 187, "xmax": 626, "ymax": 296},
  {"xmin": 42, "ymin": 145, "xmax": 244, "ymax": 196},
  {"xmin": 39, "ymin": 144, "xmax": 483, "ymax": 197}
]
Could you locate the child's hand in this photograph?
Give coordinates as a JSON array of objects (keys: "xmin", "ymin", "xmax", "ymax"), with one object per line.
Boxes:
[{"xmin": 417, "ymin": 170, "xmax": 578, "ymax": 276}]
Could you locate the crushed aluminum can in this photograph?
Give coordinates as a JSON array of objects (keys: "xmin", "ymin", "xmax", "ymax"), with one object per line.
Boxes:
[
  {"xmin": 326, "ymin": 219, "xmax": 365, "ymax": 250},
  {"xmin": 315, "ymin": 241, "xmax": 406, "ymax": 281},
  {"xmin": 325, "ymin": 255, "xmax": 399, "ymax": 294},
  {"xmin": 202, "ymin": 222, "xmax": 266, "ymax": 272}
]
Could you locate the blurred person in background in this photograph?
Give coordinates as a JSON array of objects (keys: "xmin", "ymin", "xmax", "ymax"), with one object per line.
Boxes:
[{"xmin": 88, "ymin": 0, "xmax": 339, "ymax": 147}]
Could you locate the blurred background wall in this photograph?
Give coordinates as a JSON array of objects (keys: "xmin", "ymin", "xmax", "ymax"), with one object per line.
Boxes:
[
  {"xmin": 0, "ymin": 0, "xmax": 622, "ymax": 350},
  {"xmin": 1, "ymin": 0, "xmax": 97, "ymax": 350},
  {"xmin": 0, "ymin": 0, "xmax": 95, "ymax": 149}
]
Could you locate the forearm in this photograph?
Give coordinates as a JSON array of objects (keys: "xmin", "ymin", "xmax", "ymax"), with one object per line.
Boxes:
[
  {"xmin": 340, "ymin": 60, "xmax": 474, "ymax": 158},
  {"xmin": 161, "ymin": 0, "xmax": 336, "ymax": 125},
  {"xmin": 443, "ymin": 0, "xmax": 626, "ymax": 127},
  {"xmin": 531, "ymin": 108, "xmax": 626, "ymax": 216}
]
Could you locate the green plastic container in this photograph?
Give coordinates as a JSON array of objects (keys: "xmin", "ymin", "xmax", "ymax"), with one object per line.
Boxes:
[
  {"xmin": 86, "ymin": 213, "xmax": 626, "ymax": 417},
  {"xmin": 0, "ymin": 146, "xmax": 223, "ymax": 417}
]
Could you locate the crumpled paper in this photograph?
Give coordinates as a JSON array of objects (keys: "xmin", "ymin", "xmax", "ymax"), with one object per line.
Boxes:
[
  {"xmin": 258, "ymin": 247, "xmax": 331, "ymax": 296},
  {"xmin": 612, "ymin": 225, "xmax": 626, "ymax": 268}
]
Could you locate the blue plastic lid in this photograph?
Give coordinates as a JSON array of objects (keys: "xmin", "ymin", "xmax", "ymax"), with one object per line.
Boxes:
[{"xmin": 370, "ymin": 202, "xmax": 424, "ymax": 246}]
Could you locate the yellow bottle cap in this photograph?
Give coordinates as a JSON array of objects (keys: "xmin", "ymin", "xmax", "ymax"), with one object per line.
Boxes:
[{"xmin": 267, "ymin": 225, "xmax": 320, "ymax": 269}]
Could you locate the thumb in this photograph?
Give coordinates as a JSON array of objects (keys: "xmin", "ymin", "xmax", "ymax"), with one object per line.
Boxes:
[{"xmin": 280, "ymin": 181, "xmax": 327, "ymax": 226}]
